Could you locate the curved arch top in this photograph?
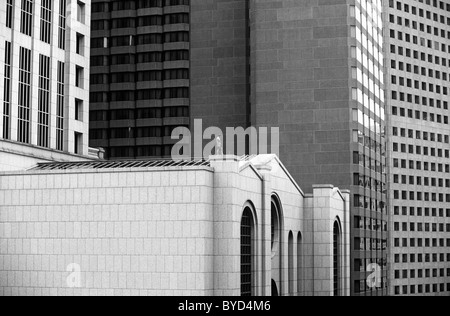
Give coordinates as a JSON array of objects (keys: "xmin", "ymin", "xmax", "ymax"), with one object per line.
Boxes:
[{"xmin": 241, "ymin": 200, "xmax": 258, "ymax": 227}]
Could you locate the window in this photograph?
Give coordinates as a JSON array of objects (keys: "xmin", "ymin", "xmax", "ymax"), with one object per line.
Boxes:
[
  {"xmin": 74, "ymin": 132, "xmax": 83, "ymax": 154},
  {"xmin": 75, "ymin": 66, "xmax": 84, "ymax": 88},
  {"xmin": 56, "ymin": 62, "xmax": 65, "ymax": 151},
  {"xmin": 288, "ymin": 231, "xmax": 294, "ymax": 295},
  {"xmin": 297, "ymin": 233, "xmax": 303, "ymax": 295},
  {"xmin": 40, "ymin": 0, "xmax": 52, "ymax": 44},
  {"xmin": 76, "ymin": 33, "xmax": 85, "ymax": 56},
  {"xmin": 334, "ymin": 221, "xmax": 341, "ymax": 296},
  {"xmin": 2, "ymin": 42, "xmax": 12, "ymax": 140},
  {"xmin": 241, "ymin": 207, "xmax": 254, "ymax": 297},
  {"xmin": 58, "ymin": 0, "xmax": 67, "ymax": 49},
  {"xmin": 75, "ymin": 99, "xmax": 83, "ymax": 121},
  {"xmin": 20, "ymin": 0, "xmax": 33, "ymax": 36},
  {"xmin": 6, "ymin": 0, "xmax": 14, "ymax": 29},
  {"xmin": 77, "ymin": 1, "xmax": 85, "ymax": 24},
  {"xmin": 18, "ymin": 47, "xmax": 32, "ymax": 144},
  {"xmin": 91, "ymin": 37, "xmax": 108, "ymax": 49},
  {"xmin": 271, "ymin": 199, "xmax": 281, "ymax": 254},
  {"xmin": 37, "ymin": 54, "xmax": 51, "ymax": 148}
]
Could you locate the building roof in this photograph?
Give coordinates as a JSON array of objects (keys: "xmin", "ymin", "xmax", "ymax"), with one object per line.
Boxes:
[{"xmin": 29, "ymin": 158, "xmax": 212, "ymax": 171}]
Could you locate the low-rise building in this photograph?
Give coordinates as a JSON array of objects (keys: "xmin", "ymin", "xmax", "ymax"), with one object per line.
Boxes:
[{"xmin": 0, "ymin": 155, "xmax": 350, "ymax": 296}]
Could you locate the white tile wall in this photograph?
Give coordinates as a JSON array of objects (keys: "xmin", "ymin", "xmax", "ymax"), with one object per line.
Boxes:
[{"xmin": 0, "ymin": 156, "xmax": 350, "ymax": 296}]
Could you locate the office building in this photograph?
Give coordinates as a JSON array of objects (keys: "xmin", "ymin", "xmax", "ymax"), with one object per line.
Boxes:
[
  {"xmin": 89, "ymin": 0, "xmax": 191, "ymax": 159},
  {"xmin": 249, "ymin": 1, "xmax": 388, "ymax": 296},
  {"xmin": 89, "ymin": 0, "xmax": 388, "ymax": 296},
  {"xmin": 0, "ymin": 155, "xmax": 351, "ymax": 296},
  {"xmin": 89, "ymin": 0, "xmax": 250, "ymax": 159},
  {"xmin": 0, "ymin": 0, "xmax": 97, "ymax": 171},
  {"xmin": 385, "ymin": 0, "xmax": 450, "ymax": 296}
]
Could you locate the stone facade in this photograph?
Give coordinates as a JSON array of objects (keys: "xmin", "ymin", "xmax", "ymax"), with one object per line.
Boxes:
[
  {"xmin": 0, "ymin": 155, "xmax": 350, "ymax": 296},
  {"xmin": 190, "ymin": 0, "xmax": 249, "ymax": 133},
  {"xmin": 0, "ymin": 0, "xmax": 91, "ymax": 156}
]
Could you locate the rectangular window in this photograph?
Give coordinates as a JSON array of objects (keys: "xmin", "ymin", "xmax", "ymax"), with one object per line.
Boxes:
[
  {"xmin": 75, "ymin": 99, "xmax": 83, "ymax": 121},
  {"xmin": 18, "ymin": 47, "xmax": 32, "ymax": 143},
  {"xmin": 76, "ymin": 33, "xmax": 85, "ymax": 56},
  {"xmin": 77, "ymin": 1, "xmax": 85, "ymax": 24},
  {"xmin": 2, "ymin": 42, "xmax": 12, "ymax": 139},
  {"xmin": 58, "ymin": 0, "xmax": 67, "ymax": 49},
  {"xmin": 20, "ymin": 0, "xmax": 33, "ymax": 36},
  {"xmin": 6, "ymin": 0, "xmax": 14, "ymax": 29},
  {"xmin": 38, "ymin": 54, "xmax": 51, "ymax": 148},
  {"xmin": 75, "ymin": 66, "xmax": 84, "ymax": 88},
  {"xmin": 40, "ymin": 0, "xmax": 52, "ymax": 44},
  {"xmin": 74, "ymin": 132, "xmax": 82, "ymax": 154},
  {"xmin": 56, "ymin": 61, "xmax": 65, "ymax": 151}
]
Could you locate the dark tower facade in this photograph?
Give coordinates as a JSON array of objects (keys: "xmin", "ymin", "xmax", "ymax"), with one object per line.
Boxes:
[{"xmin": 89, "ymin": 0, "xmax": 191, "ymax": 159}]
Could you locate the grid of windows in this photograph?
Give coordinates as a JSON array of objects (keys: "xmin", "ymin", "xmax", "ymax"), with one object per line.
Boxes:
[
  {"xmin": 350, "ymin": 0, "xmax": 388, "ymax": 296},
  {"xmin": 6, "ymin": 0, "xmax": 14, "ymax": 29},
  {"xmin": 2, "ymin": 0, "xmax": 88, "ymax": 155},
  {"xmin": 40, "ymin": 0, "xmax": 52, "ymax": 44},
  {"xmin": 388, "ymin": 0, "xmax": 450, "ymax": 296},
  {"xmin": 2, "ymin": 42, "xmax": 12, "ymax": 140},
  {"xmin": 37, "ymin": 55, "xmax": 51, "ymax": 148},
  {"xmin": 89, "ymin": 0, "xmax": 191, "ymax": 159},
  {"xmin": 56, "ymin": 62, "xmax": 65, "ymax": 151},
  {"xmin": 58, "ymin": 0, "xmax": 67, "ymax": 49},
  {"xmin": 20, "ymin": 0, "xmax": 33, "ymax": 36},
  {"xmin": 18, "ymin": 47, "xmax": 32, "ymax": 144}
]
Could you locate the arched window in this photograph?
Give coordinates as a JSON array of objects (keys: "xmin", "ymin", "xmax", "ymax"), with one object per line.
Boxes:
[
  {"xmin": 333, "ymin": 220, "xmax": 341, "ymax": 296},
  {"xmin": 271, "ymin": 279, "xmax": 278, "ymax": 296},
  {"xmin": 241, "ymin": 207, "xmax": 255, "ymax": 296},
  {"xmin": 271, "ymin": 201, "xmax": 280, "ymax": 253},
  {"xmin": 297, "ymin": 232, "xmax": 303, "ymax": 295},
  {"xmin": 270, "ymin": 195, "xmax": 283, "ymax": 296},
  {"xmin": 288, "ymin": 231, "xmax": 294, "ymax": 295}
]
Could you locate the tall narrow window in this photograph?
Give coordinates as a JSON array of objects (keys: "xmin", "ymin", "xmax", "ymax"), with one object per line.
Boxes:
[
  {"xmin": 2, "ymin": 42, "xmax": 12, "ymax": 139},
  {"xmin": 18, "ymin": 47, "xmax": 31, "ymax": 144},
  {"xmin": 38, "ymin": 54, "xmax": 50, "ymax": 148},
  {"xmin": 75, "ymin": 66, "xmax": 84, "ymax": 88},
  {"xmin": 20, "ymin": 0, "xmax": 33, "ymax": 36},
  {"xmin": 77, "ymin": 1, "xmax": 85, "ymax": 23},
  {"xmin": 56, "ymin": 62, "xmax": 65, "ymax": 151},
  {"xmin": 333, "ymin": 221, "xmax": 341, "ymax": 296},
  {"xmin": 74, "ymin": 132, "xmax": 82, "ymax": 154},
  {"xmin": 75, "ymin": 99, "xmax": 83, "ymax": 121},
  {"xmin": 40, "ymin": 0, "xmax": 52, "ymax": 44},
  {"xmin": 288, "ymin": 231, "xmax": 294, "ymax": 295},
  {"xmin": 6, "ymin": 0, "xmax": 14, "ymax": 29},
  {"xmin": 58, "ymin": 0, "xmax": 67, "ymax": 49},
  {"xmin": 297, "ymin": 233, "xmax": 303, "ymax": 295},
  {"xmin": 76, "ymin": 33, "xmax": 85, "ymax": 55},
  {"xmin": 241, "ymin": 207, "xmax": 254, "ymax": 296}
]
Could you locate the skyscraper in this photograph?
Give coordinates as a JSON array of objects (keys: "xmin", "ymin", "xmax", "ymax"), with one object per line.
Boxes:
[
  {"xmin": 385, "ymin": 0, "xmax": 450, "ymax": 296},
  {"xmin": 250, "ymin": 1, "xmax": 388, "ymax": 296},
  {"xmin": 89, "ymin": 0, "xmax": 249, "ymax": 159},
  {"xmin": 0, "ymin": 0, "xmax": 95, "ymax": 171},
  {"xmin": 89, "ymin": 0, "xmax": 190, "ymax": 159},
  {"xmin": 89, "ymin": 0, "xmax": 388, "ymax": 296}
]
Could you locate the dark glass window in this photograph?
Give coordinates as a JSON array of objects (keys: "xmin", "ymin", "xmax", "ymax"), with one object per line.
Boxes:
[{"xmin": 241, "ymin": 207, "xmax": 254, "ymax": 297}]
